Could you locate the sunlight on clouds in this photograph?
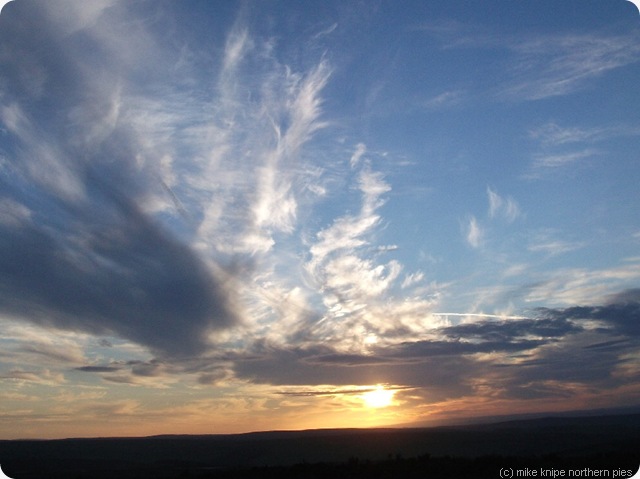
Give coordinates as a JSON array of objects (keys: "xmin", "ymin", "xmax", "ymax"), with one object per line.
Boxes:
[
  {"xmin": 307, "ymin": 166, "xmax": 389, "ymax": 266},
  {"xmin": 0, "ymin": 317, "xmax": 88, "ymax": 366},
  {"xmin": 299, "ymin": 160, "xmax": 444, "ymax": 352},
  {"xmin": 270, "ymin": 384, "xmax": 405, "ymax": 429},
  {"xmin": 613, "ymin": 351, "xmax": 640, "ymax": 379},
  {"xmin": 324, "ymin": 255, "xmax": 402, "ymax": 298}
]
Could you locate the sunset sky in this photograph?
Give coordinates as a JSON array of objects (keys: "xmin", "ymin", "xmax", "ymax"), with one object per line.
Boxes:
[{"xmin": 1, "ymin": 0, "xmax": 640, "ymax": 439}]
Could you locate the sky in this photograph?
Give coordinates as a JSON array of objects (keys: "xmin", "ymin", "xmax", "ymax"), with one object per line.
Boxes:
[{"xmin": 0, "ymin": 0, "xmax": 639, "ymax": 440}]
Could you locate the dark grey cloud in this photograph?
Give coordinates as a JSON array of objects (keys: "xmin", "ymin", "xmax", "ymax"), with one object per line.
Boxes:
[
  {"xmin": 197, "ymin": 369, "xmax": 228, "ymax": 385},
  {"xmin": 232, "ymin": 342, "xmax": 480, "ymax": 401},
  {"xmin": 488, "ymin": 336, "xmax": 631, "ymax": 401},
  {"xmin": 606, "ymin": 288, "xmax": 640, "ymax": 304},
  {"xmin": 374, "ymin": 317, "xmax": 580, "ymax": 360},
  {"xmin": 535, "ymin": 288, "xmax": 640, "ymax": 336},
  {"xmin": 128, "ymin": 360, "xmax": 164, "ymax": 377},
  {"xmin": 0, "ymin": 0, "xmax": 239, "ymax": 357},
  {"xmin": 582, "ymin": 338, "xmax": 633, "ymax": 351},
  {"xmin": 442, "ymin": 317, "xmax": 581, "ymax": 341},
  {"xmin": 0, "ymin": 195, "xmax": 238, "ymax": 357},
  {"xmin": 305, "ymin": 353, "xmax": 398, "ymax": 366},
  {"xmin": 480, "ymin": 291, "xmax": 640, "ymax": 400},
  {"xmin": 102, "ymin": 375, "xmax": 139, "ymax": 385}
]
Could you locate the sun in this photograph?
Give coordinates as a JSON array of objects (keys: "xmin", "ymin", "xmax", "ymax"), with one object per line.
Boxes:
[{"xmin": 362, "ymin": 385, "xmax": 394, "ymax": 408}]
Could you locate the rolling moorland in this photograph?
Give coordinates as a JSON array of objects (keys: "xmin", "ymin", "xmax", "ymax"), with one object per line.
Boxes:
[{"xmin": 0, "ymin": 412, "xmax": 639, "ymax": 478}]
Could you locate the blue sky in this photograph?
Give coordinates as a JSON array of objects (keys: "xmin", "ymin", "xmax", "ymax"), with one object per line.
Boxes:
[{"xmin": 0, "ymin": 0, "xmax": 639, "ymax": 439}]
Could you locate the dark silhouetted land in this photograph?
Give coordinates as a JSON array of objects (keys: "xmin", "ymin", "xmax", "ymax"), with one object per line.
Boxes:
[{"xmin": 1, "ymin": 412, "xmax": 638, "ymax": 478}]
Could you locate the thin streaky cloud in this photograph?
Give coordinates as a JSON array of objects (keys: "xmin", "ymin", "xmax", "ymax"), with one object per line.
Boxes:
[
  {"xmin": 529, "ymin": 122, "xmax": 640, "ymax": 146},
  {"xmin": 423, "ymin": 90, "xmax": 466, "ymax": 110},
  {"xmin": 528, "ymin": 240, "xmax": 585, "ymax": 256},
  {"xmin": 420, "ymin": 21, "xmax": 640, "ymax": 101},
  {"xmin": 350, "ymin": 142, "xmax": 366, "ymax": 168},
  {"xmin": 222, "ymin": 27, "xmax": 252, "ymax": 74},
  {"xmin": 524, "ymin": 149, "xmax": 598, "ymax": 179},
  {"xmin": 502, "ymin": 33, "xmax": 640, "ymax": 101},
  {"xmin": 314, "ymin": 22, "xmax": 338, "ymax": 39}
]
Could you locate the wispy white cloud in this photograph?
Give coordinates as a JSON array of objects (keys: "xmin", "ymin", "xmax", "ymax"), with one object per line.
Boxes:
[
  {"xmin": 349, "ymin": 143, "xmax": 366, "ymax": 168},
  {"xmin": 420, "ymin": 21, "xmax": 640, "ymax": 101},
  {"xmin": 302, "ymin": 164, "xmax": 441, "ymax": 351},
  {"xmin": 465, "ymin": 215, "xmax": 482, "ymax": 248},
  {"xmin": 534, "ymin": 150, "xmax": 596, "ymax": 168},
  {"xmin": 423, "ymin": 89, "xmax": 466, "ymax": 110},
  {"xmin": 0, "ymin": 368, "xmax": 65, "ymax": 386},
  {"xmin": 0, "ymin": 102, "xmax": 86, "ymax": 202},
  {"xmin": 503, "ymin": 33, "xmax": 640, "ymax": 101},
  {"xmin": 527, "ymin": 229, "xmax": 585, "ymax": 257},
  {"xmin": 308, "ymin": 167, "xmax": 389, "ymax": 266},
  {"xmin": 528, "ymin": 240, "xmax": 584, "ymax": 256},
  {"xmin": 252, "ymin": 62, "xmax": 331, "ymax": 237},
  {"xmin": 0, "ymin": 197, "xmax": 31, "ymax": 227},
  {"xmin": 40, "ymin": 0, "xmax": 116, "ymax": 36},
  {"xmin": 313, "ymin": 22, "xmax": 338, "ymax": 39},
  {"xmin": 529, "ymin": 122, "xmax": 640, "ymax": 146},
  {"xmin": 523, "ymin": 261, "xmax": 640, "ymax": 306},
  {"xmin": 502, "ymin": 263, "xmax": 529, "ymax": 279},
  {"xmin": 191, "ymin": 43, "xmax": 332, "ymax": 256},
  {"xmin": 525, "ymin": 149, "xmax": 598, "ymax": 179},
  {"xmin": 525, "ymin": 119, "xmax": 640, "ymax": 179},
  {"xmin": 402, "ymin": 271, "xmax": 425, "ymax": 289},
  {"xmin": 487, "ymin": 187, "xmax": 520, "ymax": 222},
  {"xmin": 222, "ymin": 27, "xmax": 252, "ymax": 73}
]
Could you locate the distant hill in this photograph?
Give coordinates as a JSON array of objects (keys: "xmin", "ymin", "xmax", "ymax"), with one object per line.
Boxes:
[
  {"xmin": 398, "ymin": 403, "xmax": 640, "ymax": 428},
  {"xmin": 1, "ymin": 411, "xmax": 639, "ymax": 478}
]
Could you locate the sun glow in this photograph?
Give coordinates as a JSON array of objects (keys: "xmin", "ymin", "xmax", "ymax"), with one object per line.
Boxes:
[{"xmin": 362, "ymin": 385, "xmax": 394, "ymax": 408}]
